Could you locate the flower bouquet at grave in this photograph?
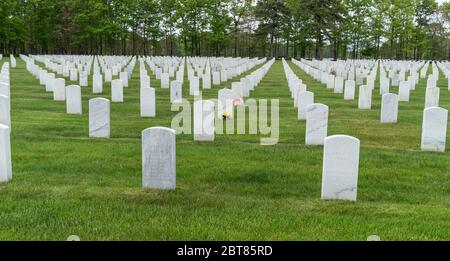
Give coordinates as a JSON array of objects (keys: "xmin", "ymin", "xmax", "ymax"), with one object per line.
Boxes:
[
  {"xmin": 233, "ymin": 98, "xmax": 243, "ymax": 106},
  {"xmin": 222, "ymin": 111, "xmax": 231, "ymax": 120}
]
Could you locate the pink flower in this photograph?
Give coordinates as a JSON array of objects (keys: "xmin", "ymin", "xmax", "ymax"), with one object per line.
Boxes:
[{"xmin": 233, "ymin": 98, "xmax": 243, "ymax": 106}]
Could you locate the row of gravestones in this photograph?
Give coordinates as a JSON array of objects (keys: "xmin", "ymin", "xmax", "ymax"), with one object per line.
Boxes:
[
  {"xmin": 303, "ymin": 58, "xmax": 378, "ymax": 86},
  {"xmin": 90, "ymin": 57, "xmax": 275, "ymax": 141},
  {"xmin": 0, "ymin": 54, "xmax": 257, "ymax": 185},
  {"xmin": 139, "ymin": 56, "xmax": 269, "ymax": 116},
  {"xmin": 177, "ymin": 59, "xmax": 276, "ymax": 142},
  {"xmin": 22, "ymin": 55, "xmax": 135, "ymax": 110},
  {"xmin": 283, "ymin": 59, "xmax": 328, "ymax": 146},
  {"xmin": 0, "ymin": 62, "xmax": 12, "ymax": 183},
  {"xmin": 21, "ymin": 54, "xmax": 273, "ymax": 141},
  {"xmin": 292, "ymin": 58, "xmax": 448, "ymax": 153},
  {"xmin": 0, "ymin": 56, "xmax": 275, "ymax": 191},
  {"xmin": 142, "ymin": 126, "xmax": 361, "ymax": 201},
  {"xmin": 29, "ymin": 55, "xmax": 135, "ymax": 91}
]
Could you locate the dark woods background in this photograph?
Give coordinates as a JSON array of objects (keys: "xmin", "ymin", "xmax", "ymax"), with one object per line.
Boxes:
[{"xmin": 1, "ymin": 0, "xmax": 449, "ymax": 60}]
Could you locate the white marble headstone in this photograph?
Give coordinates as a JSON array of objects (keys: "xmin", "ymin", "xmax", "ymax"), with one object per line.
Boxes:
[
  {"xmin": 70, "ymin": 68, "xmax": 78, "ymax": 81},
  {"xmin": 170, "ymin": 81, "xmax": 182, "ymax": 103},
  {"xmin": 161, "ymin": 73, "xmax": 170, "ymax": 89},
  {"xmin": 0, "ymin": 82, "xmax": 9, "ymax": 97},
  {"xmin": 140, "ymin": 87, "xmax": 156, "ymax": 117},
  {"xmin": 142, "ymin": 127, "xmax": 176, "ymax": 190},
  {"xmin": 66, "ymin": 85, "xmax": 82, "ymax": 114},
  {"xmin": 425, "ymin": 87, "xmax": 440, "ymax": 108},
  {"xmin": 334, "ymin": 76, "xmax": 344, "ymax": 93},
  {"xmin": 326, "ymin": 75, "xmax": 335, "ymax": 89},
  {"xmin": 0, "ymin": 95, "xmax": 10, "ymax": 129},
  {"xmin": 212, "ymin": 71, "xmax": 221, "ymax": 85},
  {"xmin": 344, "ymin": 80, "xmax": 355, "ymax": 100},
  {"xmin": 306, "ymin": 103, "xmax": 328, "ymax": 145},
  {"xmin": 240, "ymin": 78, "xmax": 251, "ymax": 97},
  {"xmin": 79, "ymin": 71, "xmax": 88, "ymax": 87},
  {"xmin": 380, "ymin": 77, "xmax": 390, "ymax": 95},
  {"xmin": 392, "ymin": 73, "xmax": 399, "ymax": 86},
  {"xmin": 111, "ymin": 79, "xmax": 124, "ymax": 102},
  {"xmin": 221, "ymin": 70, "xmax": 228, "ymax": 82},
  {"xmin": 0, "ymin": 124, "xmax": 12, "ymax": 182},
  {"xmin": 189, "ymin": 76, "xmax": 200, "ymax": 96},
  {"xmin": 93, "ymin": 74, "xmax": 103, "ymax": 94},
  {"xmin": 426, "ymin": 77, "xmax": 437, "ymax": 88},
  {"xmin": 421, "ymin": 107, "xmax": 447, "ymax": 152},
  {"xmin": 120, "ymin": 71, "xmax": 129, "ymax": 87},
  {"xmin": 218, "ymin": 88, "xmax": 238, "ymax": 118},
  {"xmin": 321, "ymin": 135, "xmax": 360, "ymax": 201},
  {"xmin": 381, "ymin": 93, "xmax": 398, "ymax": 123},
  {"xmin": 398, "ymin": 81, "xmax": 410, "ymax": 102},
  {"xmin": 231, "ymin": 82, "xmax": 244, "ymax": 98},
  {"xmin": 358, "ymin": 85, "xmax": 372, "ymax": 109},
  {"xmin": 141, "ymin": 75, "xmax": 150, "ymax": 89},
  {"xmin": 297, "ymin": 91, "xmax": 314, "ymax": 120},
  {"xmin": 53, "ymin": 78, "xmax": 66, "ymax": 101},
  {"xmin": 89, "ymin": 98, "xmax": 110, "ymax": 138},
  {"xmin": 105, "ymin": 68, "xmax": 112, "ymax": 82},
  {"xmin": 202, "ymin": 73, "xmax": 211, "ymax": 89},
  {"xmin": 45, "ymin": 73, "xmax": 55, "ymax": 92}
]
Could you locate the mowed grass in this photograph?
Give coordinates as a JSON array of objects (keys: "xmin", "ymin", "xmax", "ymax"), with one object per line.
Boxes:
[{"xmin": 0, "ymin": 57, "xmax": 449, "ymax": 240}]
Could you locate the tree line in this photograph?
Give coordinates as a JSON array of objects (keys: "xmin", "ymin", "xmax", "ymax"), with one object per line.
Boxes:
[{"xmin": 1, "ymin": 0, "xmax": 449, "ymax": 60}]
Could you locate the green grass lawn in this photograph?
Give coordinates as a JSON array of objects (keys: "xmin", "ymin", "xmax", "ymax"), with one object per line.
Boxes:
[{"xmin": 0, "ymin": 57, "xmax": 449, "ymax": 240}]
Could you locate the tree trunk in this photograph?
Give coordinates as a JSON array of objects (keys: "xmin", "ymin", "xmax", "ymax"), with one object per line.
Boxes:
[
  {"xmin": 315, "ymin": 32, "xmax": 322, "ymax": 59},
  {"xmin": 234, "ymin": 23, "xmax": 238, "ymax": 57}
]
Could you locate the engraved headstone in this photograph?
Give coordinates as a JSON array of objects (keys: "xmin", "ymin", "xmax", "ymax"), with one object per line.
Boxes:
[
  {"xmin": 421, "ymin": 107, "xmax": 447, "ymax": 152},
  {"xmin": 170, "ymin": 81, "xmax": 182, "ymax": 103},
  {"xmin": 111, "ymin": 79, "xmax": 124, "ymax": 102},
  {"xmin": 105, "ymin": 68, "xmax": 112, "ymax": 82},
  {"xmin": 344, "ymin": 80, "xmax": 355, "ymax": 100},
  {"xmin": 120, "ymin": 71, "xmax": 129, "ymax": 87},
  {"xmin": 321, "ymin": 135, "xmax": 360, "ymax": 201},
  {"xmin": 89, "ymin": 98, "xmax": 110, "ymax": 138},
  {"xmin": 140, "ymin": 87, "xmax": 156, "ymax": 117},
  {"xmin": 398, "ymin": 81, "xmax": 410, "ymax": 102},
  {"xmin": 358, "ymin": 85, "xmax": 372, "ymax": 109},
  {"xmin": 66, "ymin": 85, "xmax": 82, "ymax": 114},
  {"xmin": 305, "ymin": 103, "xmax": 328, "ymax": 145},
  {"xmin": 93, "ymin": 74, "xmax": 103, "ymax": 94},
  {"xmin": 297, "ymin": 91, "xmax": 314, "ymax": 120},
  {"xmin": 53, "ymin": 78, "xmax": 66, "ymax": 101},
  {"xmin": 380, "ymin": 77, "xmax": 390, "ymax": 95},
  {"xmin": 142, "ymin": 127, "xmax": 176, "ymax": 190},
  {"xmin": 70, "ymin": 68, "xmax": 78, "ymax": 81},
  {"xmin": 380, "ymin": 93, "xmax": 398, "ymax": 123},
  {"xmin": 327, "ymin": 74, "xmax": 335, "ymax": 89},
  {"xmin": 161, "ymin": 72, "xmax": 170, "ymax": 89},
  {"xmin": 334, "ymin": 76, "xmax": 344, "ymax": 93},
  {"xmin": 424, "ymin": 87, "xmax": 440, "ymax": 108},
  {"xmin": 45, "ymin": 73, "xmax": 55, "ymax": 92},
  {"xmin": 189, "ymin": 76, "xmax": 200, "ymax": 96},
  {"xmin": 79, "ymin": 71, "xmax": 88, "ymax": 87}
]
